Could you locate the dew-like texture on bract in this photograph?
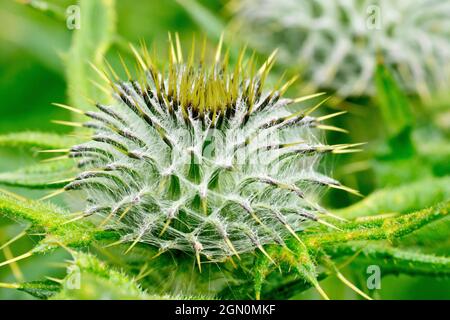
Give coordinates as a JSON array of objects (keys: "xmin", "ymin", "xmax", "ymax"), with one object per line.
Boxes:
[
  {"xmin": 232, "ymin": 0, "xmax": 450, "ymax": 98},
  {"xmin": 65, "ymin": 38, "xmax": 352, "ymax": 261}
]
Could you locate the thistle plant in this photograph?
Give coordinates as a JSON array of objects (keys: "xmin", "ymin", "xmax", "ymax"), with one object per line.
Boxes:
[
  {"xmin": 45, "ymin": 35, "xmax": 358, "ymax": 267},
  {"xmin": 0, "ymin": 1, "xmax": 449, "ymax": 299},
  {"xmin": 231, "ymin": 0, "xmax": 450, "ymax": 98}
]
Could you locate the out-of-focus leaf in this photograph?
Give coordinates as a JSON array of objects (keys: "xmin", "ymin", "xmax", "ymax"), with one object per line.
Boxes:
[
  {"xmin": 372, "ymin": 157, "xmax": 433, "ymax": 187},
  {"xmin": 335, "ymin": 177, "xmax": 450, "ymax": 219},
  {"xmin": 396, "ymin": 216, "xmax": 450, "ymax": 255},
  {"xmin": 0, "ymin": 132, "xmax": 80, "ymax": 150},
  {"xmin": 18, "ymin": 0, "xmax": 66, "ymax": 21},
  {"xmin": 176, "ymin": 0, "xmax": 224, "ymax": 41},
  {"xmin": 0, "ymin": 159, "xmax": 76, "ymax": 189},
  {"xmin": 374, "ymin": 59, "xmax": 414, "ymax": 138},
  {"xmin": 0, "ymin": 59, "xmax": 69, "ymax": 134},
  {"xmin": 0, "ymin": 5, "xmax": 69, "ymax": 73},
  {"xmin": 65, "ymin": 0, "xmax": 116, "ymax": 115}
]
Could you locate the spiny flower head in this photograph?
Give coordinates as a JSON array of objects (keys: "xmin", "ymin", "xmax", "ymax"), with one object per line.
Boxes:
[
  {"xmin": 56, "ymin": 35, "xmax": 357, "ymax": 266},
  {"xmin": 232, "ymin": 0, "xmax": 450, "ymax": 98}
]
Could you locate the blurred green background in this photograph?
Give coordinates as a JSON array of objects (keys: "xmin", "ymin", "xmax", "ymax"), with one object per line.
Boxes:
[{"xmin": 0, "ymin": 0, "xmax": 448, "ymax": 299}]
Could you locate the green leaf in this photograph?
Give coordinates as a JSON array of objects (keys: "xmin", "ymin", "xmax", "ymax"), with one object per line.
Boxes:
[
  {"xmin": 253, "ymin": 252, "xmax": 275, "ymax": 300},
  {"xmin": 244, "ymin": 203, "xmax": 449, "ymax": 299},
  {"xmin": 335, "ymin": 176, "xmax": 450, "ymax": 219},
  {"xmin": 0, "ymin": 4, "xmax": 69, "ymax": 73},
  {"xmin": 0, "ymin": 190, "xmax": 97, "ymax": 252},
  {"xmin": 307, "ymin": 201, "xmax": 449, "ymax": 247},
  {"xmin": 0, "ymin": 159, "xmax": 77, "ymax": 189},
  {"xmin": 18, "ymin": 280, "xmax": 62, "ymax": 300},
  {"xmin": 0, "ymin": 280, "xmax": 61, "ymax": 299},
  {"xmin": 0, "ymin": 132, "xmax": 80, "ymax": 150},
  {"xmin": 328, "ymin": 243, "xmax": 450, "ymax": 277},
  {"xmin": 19, "ymin": 0, "xmax": 67, "ymax": 21},
  {"xmin": 175, "ymin": 0, "xmax": 225, "ymax": 42},
  {"xmin": 52, "ymin": 252, "xmax": 207, "ymax": 300},
  {"xmin": 261, "ymin": 272, "xmax": 328, "ymax": 300},
  {"xmin": 66, "ymin": 0, "xmax": 116, "ymax": 115},
  {"xmin": 374, "ymin": 61, "xmax": 414, "ymax": 137},
  {"xmin": 395, "ymin": 216, "xmax": 450, "ymax": 254},
  {"xmin": 0, "ymin": 189, "xmax": 69, "ymax": 227}
]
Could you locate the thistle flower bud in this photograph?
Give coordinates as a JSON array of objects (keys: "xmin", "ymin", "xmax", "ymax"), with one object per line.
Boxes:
[
  {"xmin": 65, "ymin": 35, "xmax": 353, "ymax": 263},
  {"xmin": 232, "ymin": 0, "xmax": 450, "ymax": 98}
]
